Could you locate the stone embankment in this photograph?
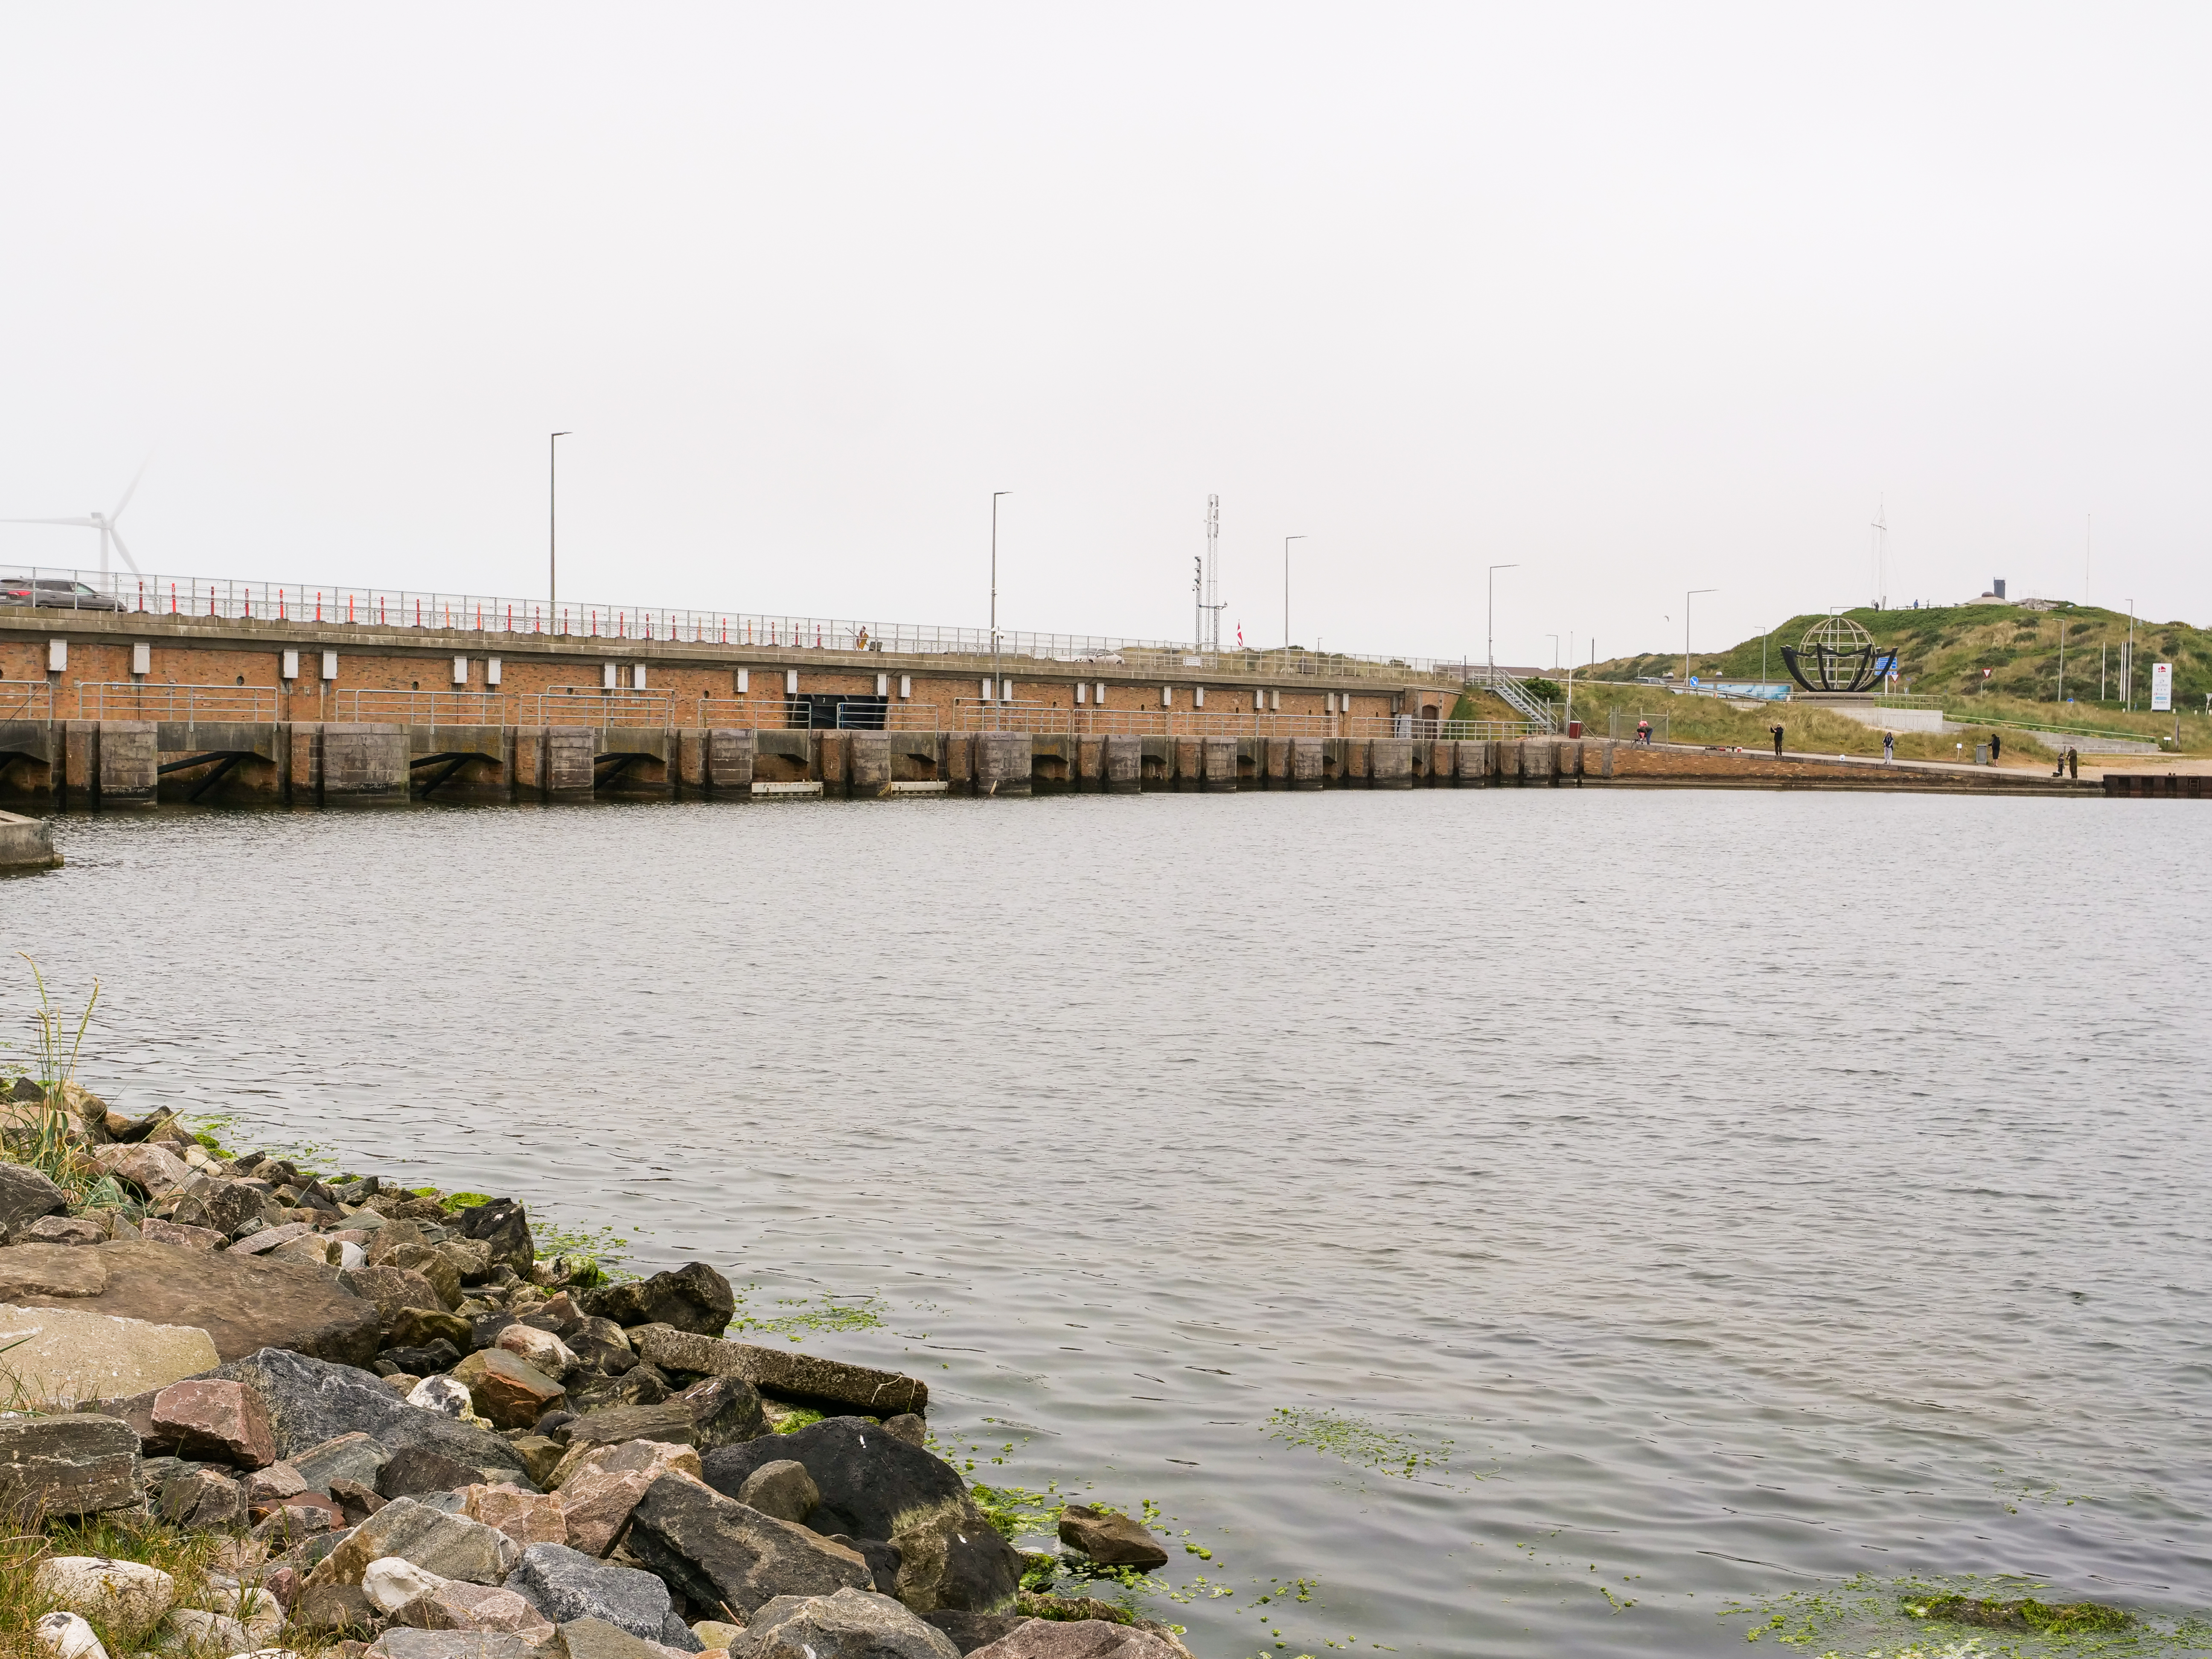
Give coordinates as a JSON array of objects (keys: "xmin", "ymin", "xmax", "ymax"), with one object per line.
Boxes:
[{"xmin": 0, "ymin": 1083, "xmax": 1188, "ymax": 1659}]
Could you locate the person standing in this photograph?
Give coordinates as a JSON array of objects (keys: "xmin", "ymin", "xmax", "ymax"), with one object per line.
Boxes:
[
  {"xmin": 1637, "ymin": 718, "xmax": 1651, "ymax": 747},
  {"xmin": 1991, "ymin": 731, "xmax": 2002, "ymax": 762},
  {"xmin": 2069, "ymin": 746, "xmax": 2079, "ymax": 780},
  {"xmin": 1771, "ymin": 722, "xmax": 1784, "ymax": 758},
  {"xmin": 1883, "ymin": 730, "xmax": 1895, "ymax": 764}
]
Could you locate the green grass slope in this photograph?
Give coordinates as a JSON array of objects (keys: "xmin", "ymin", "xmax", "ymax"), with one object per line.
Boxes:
[{"xmin": 1581, "ymin": 602, "xmax": 2211, "ymax": 754}]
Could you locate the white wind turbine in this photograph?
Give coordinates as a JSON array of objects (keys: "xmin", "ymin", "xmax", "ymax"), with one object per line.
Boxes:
[{"xmin": 1, "ymin": 461, "xmax": 150, "ymax": 586}]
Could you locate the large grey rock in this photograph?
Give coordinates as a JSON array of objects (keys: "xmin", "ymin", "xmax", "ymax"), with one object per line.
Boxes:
[
  {"xmin": 0, "ymin": 1301, "xmax": 219, "ymax": 1407},
  {"xmin": 6, "ymin": 1241, "xmax": 381, "ymax": 1364},
  {"xmin": 626, "ymin": 1471, "xmax": 872, "ymax": 1619},
  {"xmin": 963, "ymin": 1622, "xmax": 1185, "ymax": 1659},
  {"xmin": 0, "ymin": 1163, "xmax": 69, "ymax": 1238},
  {"xmin": 504, "ymin": 1543, "xmax": 689, "ymax": 1647},
  {"xmin": 305, "ymin": 1495, "xmax": 523, "ymax": 1588},
  {"xmin": 702, "ymin": 1418, "xmax": 968, "ymax": 1542},
  {"xmin": 579, "ymin": 1264, "xmax": 735, "ymax": 1337},
  {"xmin": 734, "ymin": 1589, "xmax": 960, "ymax": 1659},
  {"xmin": 452, "ymin": 1199, "xmax": 534, "ymax": 1277},
  {"xmin": 0, "ymin": 1412, "xmax": 142, "ymax": 1516},
  {"xmin": 211, "ymin": 1348, "xmax": 531, "ymax": 1484},
  {"xmin": 293, "ymin": 1430, "xmax": 395, "ymax": 1493},
  {"xmin": 635, "ymin": 1330, "xmax": 926, "ymax": 1417}
]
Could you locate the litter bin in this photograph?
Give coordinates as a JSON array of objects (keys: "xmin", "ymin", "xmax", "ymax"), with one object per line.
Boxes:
[
  {"xmin": 1975, "ymin": 743, "xmax": 1989, "ymax": 765},
  {"xmin": 1567, "ymin": 720, "xmax": 1583, "ymax": 738}
]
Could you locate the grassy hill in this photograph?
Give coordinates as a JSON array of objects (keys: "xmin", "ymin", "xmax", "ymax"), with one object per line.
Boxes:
[{"xmin": 1575, "ymin": 601, "xmax": 2210, "ymax": 757}]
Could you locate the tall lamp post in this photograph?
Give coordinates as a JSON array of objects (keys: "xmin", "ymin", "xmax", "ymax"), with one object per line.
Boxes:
[
  {"xmin": 1684, "ymin": 588, "xmax": 1717, "ymax": 685},
  {"xmin": 990, "ymin": 492, "xmax": 1010, "ymax": 731},
  {"xmin": 1487, "ymin": 563, "xmax": 1518, "ymax": 681},
  {"xmin": 1284, "ymin": 536, "xmax": 1304, "ymax": 652},
  {"xmin": 549, "ymin": 432, "xmax": 572, "ymax": 623}
]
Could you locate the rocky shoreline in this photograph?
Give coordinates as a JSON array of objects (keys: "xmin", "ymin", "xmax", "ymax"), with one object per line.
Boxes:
[{"xmin": 0, "ymin": 1085, "xmax": 1190, "ymax": 1659}]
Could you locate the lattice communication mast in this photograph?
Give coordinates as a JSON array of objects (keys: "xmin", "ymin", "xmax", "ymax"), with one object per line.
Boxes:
[{"xmin": 1202, "ymin": 494, "xmax": 1225, "ymax": 652}]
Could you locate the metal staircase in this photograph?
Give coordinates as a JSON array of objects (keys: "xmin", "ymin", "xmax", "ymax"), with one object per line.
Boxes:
[{"xmin": 1471, "ymin": 667, "xmax": 1557, "ymax": 733}]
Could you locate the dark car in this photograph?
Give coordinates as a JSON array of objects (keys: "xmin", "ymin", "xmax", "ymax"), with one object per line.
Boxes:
[{"xmin": 0, "ymin": 577, "xmax": 130, "ymax": 611}]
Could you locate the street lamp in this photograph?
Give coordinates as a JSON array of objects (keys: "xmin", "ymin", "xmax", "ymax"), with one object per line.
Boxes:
[
  {"xmin": 1284, "ymin": 536, "xmax": 1305, "ymax": 651},
  {"xmin": 990, "ymin": 492, "xmax": 1010, "ymax": 730},
  {"xmin": 549, "ymin": 432, "xmax": 572, "ymax": 618},
  {"xmin": 1684, "ymin": 588, "xmax": 1717, "ymax": 685},
  {"xmin": 1487, "ymin": 564, "xmax": 1518, "ymax": 681}
]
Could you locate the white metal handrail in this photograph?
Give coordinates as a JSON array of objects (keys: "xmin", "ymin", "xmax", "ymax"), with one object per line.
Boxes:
[
  {"xmin": 336, "ymin": 690, "xmax": 508, "ymax": 725},
  {"xmin": 72, "ymin": 682, "xmax": 280, "ymax": 722},
  {"xmin": 0, "ymin": 561, "xmax": 1463, "ymax": 684},
  {"xmin": 520, "ymin": 691, "xmax": 680, "ymax": 729},
  {"xmin": 1467, "ymin": 665, "xmax": 1557, "ymax": 732},
  {"xmin": 0, "ymin": 679, "xmax": 52, "ymax": 721}
]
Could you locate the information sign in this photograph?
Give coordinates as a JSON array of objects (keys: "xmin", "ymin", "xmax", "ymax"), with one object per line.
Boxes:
[{"xmin": 2152, "ymin": 662, "xmax": 2172, "ymax": 712}]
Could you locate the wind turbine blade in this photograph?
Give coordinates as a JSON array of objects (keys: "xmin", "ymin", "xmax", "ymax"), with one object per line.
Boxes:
[
  {"xmin": 111, "ymin": 454, "xmax": 151, "ymax": 521},
  {"xmin": 0, "ymin": 515, "xmax": 101, "ymax": 527},
  {"xmin": 107, "ymin": 526, "xmax": 141, "ymax": 575}
]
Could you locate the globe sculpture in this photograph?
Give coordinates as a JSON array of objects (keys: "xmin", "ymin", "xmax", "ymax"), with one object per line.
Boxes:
[{"xmin": 1780, "ymin": 616, "xmax": 1896, "ymax": 693}]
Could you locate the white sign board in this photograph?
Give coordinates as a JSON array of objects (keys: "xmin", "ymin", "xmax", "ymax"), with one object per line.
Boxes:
[{"xmin": 2151, "ymin": 662, "xmax": 2172, "ymax": 712}]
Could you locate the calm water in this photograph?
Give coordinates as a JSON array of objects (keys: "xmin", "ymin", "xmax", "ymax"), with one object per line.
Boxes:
[{"xmin": 5, "ymin": 792, "xmax": 2209, "ymax": 1656}]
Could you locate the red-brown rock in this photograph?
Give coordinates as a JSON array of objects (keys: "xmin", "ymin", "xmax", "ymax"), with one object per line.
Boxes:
[
  {"xmin": 152, "ymin": 1378, "xmax": 276, "ymax": 1468},
  {"xmin": 450, "ymin": 1348, "xmax": 565, "ymax": 1430}
]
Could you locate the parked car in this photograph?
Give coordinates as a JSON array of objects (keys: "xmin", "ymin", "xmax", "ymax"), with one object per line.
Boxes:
[{"xmin": 0, "ymin": 577, "xmax": 130, "ymax": 611}]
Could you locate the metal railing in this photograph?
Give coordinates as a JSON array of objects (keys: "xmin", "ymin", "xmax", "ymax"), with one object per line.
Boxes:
[
  {"xmin": 0, "ymin": 561, "xmax": 1464, "ymax": 683},
  {"xmin": 519, "ymin": 691, "xmax": 681, "ymax": 730},
  {"xmin": 1468, "ymin": 665, "xmax": 1557, "ymax": 732},
  {"xmin": 334, "ymin": 690, "xmax": 509, "ymax": 725},
  {"xmin": 944, "ymin": 700, "xmax": 1531, "ymax": 739},
  {"xmin": 0, "ymin": 680, "xmax": 52, "ymax": 721},
  {"xmin": 73, "ymin": 682, "xmax": 281, "ymax": 722}
]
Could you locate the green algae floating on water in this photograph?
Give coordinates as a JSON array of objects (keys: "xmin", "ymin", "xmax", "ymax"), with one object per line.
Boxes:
[
  {"xmin": 1907, "ymin": 1595, "xmax": 2133, "ymax": 1637},
  {"xmin": 1264, "ymin": 1406, "xmax": 1452, "ymax": 1479},
  {"xmin": 1724, "ymin": 1572, "xmax": 2212, "ymax": 1659}
]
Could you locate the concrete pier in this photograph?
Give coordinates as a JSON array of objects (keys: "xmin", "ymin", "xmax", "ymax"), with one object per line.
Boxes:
[
  {"xmin": 2, "ymin": 714, "xmax": 1606, "ymax": 810},
  {"xmin": 0, "ymin": 718, "xmax": 2104, "ymax": 813},
  {"xmin": 0, "ymin": 808, "xmax": 59, "ymax": 870}
]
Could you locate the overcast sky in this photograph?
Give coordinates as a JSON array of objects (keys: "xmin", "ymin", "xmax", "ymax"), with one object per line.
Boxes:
[{"xmin": 3, "ymin": 4, "xmax": 2205, "ymax": 667}]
